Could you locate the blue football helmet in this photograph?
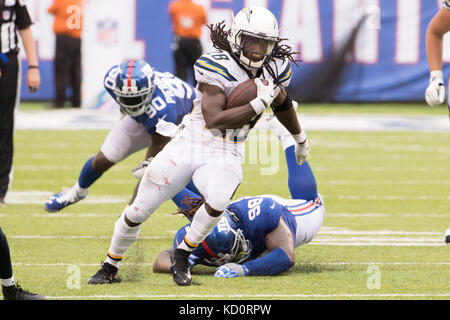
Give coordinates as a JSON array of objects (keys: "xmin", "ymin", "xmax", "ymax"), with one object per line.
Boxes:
[
  {"xmin": 200, "ymin": 211, "xmax": 251, "ymax": 266},
  {"xmin": 113, "ymin": 59, "xmax": 155, "ymax": 116}
]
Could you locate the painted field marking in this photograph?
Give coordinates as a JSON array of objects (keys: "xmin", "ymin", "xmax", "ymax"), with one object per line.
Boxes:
[
  {"xmin": 12, "ymin": 261, "xmax": 450, "ymax": 267},
  {"xmin": 44, "ymin": 293, "xmax": 450, "ymax": 299},
  {"xmin": 4, "ymin": 190, "xmax": 128, "ymax": 204}
]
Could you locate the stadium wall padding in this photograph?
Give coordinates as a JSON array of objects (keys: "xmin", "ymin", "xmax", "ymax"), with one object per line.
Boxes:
[{"xmin": 20, "ymin": 0, "xmax": 450, "ymax": 104}]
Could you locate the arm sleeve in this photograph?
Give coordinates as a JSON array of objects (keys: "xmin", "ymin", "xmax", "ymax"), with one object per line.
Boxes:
[
  {"xmin": 15, "ymin": 2, "xmax": 33, "ymax": 30},
  {"xmin": 243, "ymin": 247, "xmax": 292, "ymax": 276}
]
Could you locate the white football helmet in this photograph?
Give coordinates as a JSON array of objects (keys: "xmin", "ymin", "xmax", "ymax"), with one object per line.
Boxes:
[{"xmin": 229, "ymin": 7, "xmax": 279, "ymax": 71}]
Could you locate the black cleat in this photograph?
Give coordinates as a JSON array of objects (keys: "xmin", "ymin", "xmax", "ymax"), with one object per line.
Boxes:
[
  {"xmin": 2, "ymin": 284, "xmax": 46, "ymax": 300},
  {"xmin": 171, "ymin": 248, "xmax": 192, "ymax": 286},
  {"xmin": 87, "ymin": 262, "xmax": 121, "ymax": 284}
]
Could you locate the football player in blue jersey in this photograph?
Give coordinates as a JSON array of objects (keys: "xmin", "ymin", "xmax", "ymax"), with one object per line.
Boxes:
[
  {"xmin": 44, "ymin": 59, "xmax": 196, "ymax": 212},
  {"xmin": 152, "ymin": 116, "xmax": 325, "ymax": 278}
]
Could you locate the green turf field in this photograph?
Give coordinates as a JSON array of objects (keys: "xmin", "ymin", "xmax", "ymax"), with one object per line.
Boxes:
[{"xmin": 0, "ymin": 103, "xmax": 449, "ymax": 300}]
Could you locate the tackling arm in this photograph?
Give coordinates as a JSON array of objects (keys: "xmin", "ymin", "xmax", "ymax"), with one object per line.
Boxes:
[{"xmin": 215, "ymin": 217, "xmax": 295, "ymax": 277}]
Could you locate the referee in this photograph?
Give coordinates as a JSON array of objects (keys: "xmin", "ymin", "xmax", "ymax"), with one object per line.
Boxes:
[{"xmin": 0, "ymin": 0, "xmax": 40, "ymax": 206}]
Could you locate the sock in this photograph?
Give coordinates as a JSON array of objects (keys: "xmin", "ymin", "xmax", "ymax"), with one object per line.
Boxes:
[
  {"xmin": 178, "ymin": 204, "xmax": 223, "ymax": 251},
  {"xmin": 0, "ymin": 228, "xmax": 13, "ymax": 281},
  {"xmin": 279, "ymin": 134, "xmax": 296, "ymax": 151},
  {"xmin": 171, "ymin": 187, "xmax": 201, "ymax": 212},
  {"xmin": 285, "ymin": 145, "xmax": 318, "ymax": 201},
  {"xmin": 106, "ymin": 210, "xmax": 140, "ymax": 268},
  {"xmin": 78, "ymin": 157, "xmax": 103, "ymax": 189},
  {"xmin": 185, "ymin": 180, "xmax": 200, "ymax": 195},
  {"xmin": 1, "ymin": 276, "xmax": 15, "ymax": 287}
]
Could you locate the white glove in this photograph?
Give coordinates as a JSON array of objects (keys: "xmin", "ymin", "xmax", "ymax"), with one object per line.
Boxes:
[
  {"xmin": 250, "ymin": 78, "xmax": 274, "ymax": 114},
  {"xmin": 293, "ymin": 131, "xmax": 309, "ymax": 165},
  {"xmin": 425, "ymin": 71, "xmax": 445, "ymax": 107},
  {"xmin": 131, "ymin": 157, "xmax": 153, "ymax": 179},
  {"xmin": 214, "ymin": 263, "xmax": 249, "ymax": 278}
]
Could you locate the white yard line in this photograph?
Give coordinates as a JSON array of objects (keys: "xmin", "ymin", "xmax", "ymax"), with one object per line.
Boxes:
[
  {"xmin": 44, "ymin": 293, "xmax": 450, "ymax": 299},
  {"xmin": 10, "ymin": 235, "xmax": 170, "ymax": 240},
  {"xmin": 12, "ymin": 261, "xmax": 450, "ymax": 267},
  {"xmin": 3, "ymin": 190, "xmax": 128, "ymax": 204},
  {"xmin": 324, "ymin": 180, "xmax": 450, "ymax": 185},
  {"xmin": 2, "ymin": 212, "xmax": 447, "ymax": 219},
  {"xmin": 336, "ymin": 195, "xmax": 450, "ymax": 200}
]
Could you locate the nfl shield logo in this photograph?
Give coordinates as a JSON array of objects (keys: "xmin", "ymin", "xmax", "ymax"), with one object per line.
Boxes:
[
  {"xmin": 97, "ymin": 19, "xmax": 118, "ymax": 45},
  {"xmin": 3, "ymin": 10, "xmax": 11, "ymax": 21}
]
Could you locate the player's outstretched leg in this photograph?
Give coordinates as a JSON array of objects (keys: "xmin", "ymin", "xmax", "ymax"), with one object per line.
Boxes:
[
  {"xmin": 266, "ymin": 114, "xmax": 318, "ymax": 200},
  {"xmin": 44, "ymin": 154, "xmax": 109, "ymax": 212}
]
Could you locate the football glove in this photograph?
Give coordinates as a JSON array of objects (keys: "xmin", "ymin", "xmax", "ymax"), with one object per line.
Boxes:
[
  {"xmin": 131, "ymin": 157, "xmax": 153, "ymax": 179},
  {"xmin": 250, "ymin": 78, "xmax": 275, "ymax": 114},
  {"xmin": 425, "ymin": 71, "xmax": 445, "ymax": 107},
  {"xmin": 214, "ymin": 263, "xmax": 249, "ymax": 278},
  {"xmin": 293, "ymin": 131, "xmax": 309, "ymax": 165}
]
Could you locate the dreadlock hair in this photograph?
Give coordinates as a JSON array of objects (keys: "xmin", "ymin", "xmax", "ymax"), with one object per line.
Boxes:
[
  {"xmin": 175, "ymin": 194, "xmax": 205, "ymax": 219},
  {"xmin": 207, "ymin": 21, "xmax": 300, "ymax": 86}
]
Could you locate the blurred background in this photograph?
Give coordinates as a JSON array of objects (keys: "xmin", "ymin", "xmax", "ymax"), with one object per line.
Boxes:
[{"xmin": 19, "ymin": 0, "xmax": 450, "ymax": 109}]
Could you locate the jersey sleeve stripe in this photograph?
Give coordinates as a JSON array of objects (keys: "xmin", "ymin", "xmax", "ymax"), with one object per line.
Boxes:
[
  {"xmin": 195, "ymin": 57, "xmax": 237, "ymax": 81},
  {"xmin": 445, "ymin": 0, "xmax": 450, "ymax": 9},
  {"xmin": 279, "ymin": 64, "xmax": 292, "ymax": 83}
]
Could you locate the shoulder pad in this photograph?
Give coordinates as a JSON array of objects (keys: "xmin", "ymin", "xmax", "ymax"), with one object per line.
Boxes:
[
  {"xmin": 194, "ymin": 51, "xmax": 238, "ymax": 89},
  {"xmin": 274, "ymin": 58, "xmax": 293, "ymax": 87}
]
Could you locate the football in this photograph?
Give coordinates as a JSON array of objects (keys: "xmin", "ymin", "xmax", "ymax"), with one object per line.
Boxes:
[{"xmin": 226, "ymin": 79, "xmax": 268, "ymax": 109}]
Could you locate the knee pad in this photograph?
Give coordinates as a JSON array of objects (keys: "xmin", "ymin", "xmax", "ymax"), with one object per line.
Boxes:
[
  {"xmin": 125, "ymin": 202, "xmax": 152, "ymax": 225},
  {"xmin": 204, "ymin": 191, "xmax": 233, "ymax": 212}
]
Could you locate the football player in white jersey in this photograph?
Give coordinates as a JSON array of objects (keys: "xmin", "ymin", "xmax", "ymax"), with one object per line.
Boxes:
[
  {"xmin": 425, "ymin": 1, "xmax": 450, "ymax": 107},
  {"xmin": 88, "ymin": 6, "xmax": 309, "ymax": 287}
]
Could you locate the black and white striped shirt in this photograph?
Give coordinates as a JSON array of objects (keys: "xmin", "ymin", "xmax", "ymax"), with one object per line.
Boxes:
[{"xmin": 0, "ymin": 0, "xmax": 32, "ymax": 54}]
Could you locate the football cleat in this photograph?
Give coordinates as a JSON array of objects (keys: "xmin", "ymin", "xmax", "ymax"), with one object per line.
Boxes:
[
  {"xmin": 131, "ymin": 157, "xmax": 153, "ymax": 179},
  {"xmin": 171, "ymin": 248, "xmax": 192, "ymax": 286},
  {"xmin": 44, "ymin": 186, "xmax": 87, "ymax": 212},
  {"xmin": 445, "ymin": 228, "xmax": 450, "ymax": 244},
  {"xmin": 2, "ymin": 284, "xmax": 46, "ymax": 300},
  {"xmin": 87, "ymin": 262, "xmax": 121, "ymax": 285}
]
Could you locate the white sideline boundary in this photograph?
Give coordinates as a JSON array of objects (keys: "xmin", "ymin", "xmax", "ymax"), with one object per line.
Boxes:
[{"xmin": 15, "ymin": 109, "xmax": 450, "ymax": 131}]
